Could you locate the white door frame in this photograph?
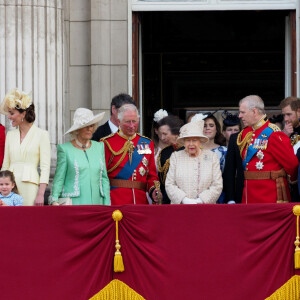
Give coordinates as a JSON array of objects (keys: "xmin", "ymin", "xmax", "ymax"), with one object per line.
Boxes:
[{"xmin": 128, "ymin": 0, "xmax": 299, "ymax": 111}]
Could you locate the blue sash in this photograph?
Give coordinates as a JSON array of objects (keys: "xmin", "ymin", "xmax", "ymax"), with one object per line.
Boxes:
[
  {"xmin": 242, "ymin": 127, "xmax": 273, "ymax": 170},
  {"xmin": 111, "ymin": 136, "xmax": 150, "ymax": 189}
]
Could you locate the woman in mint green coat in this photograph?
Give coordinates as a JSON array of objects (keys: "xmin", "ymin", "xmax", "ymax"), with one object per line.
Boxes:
[{"xmin": 49, "ymin": 108, "xmax": 110, "ymax": 205}]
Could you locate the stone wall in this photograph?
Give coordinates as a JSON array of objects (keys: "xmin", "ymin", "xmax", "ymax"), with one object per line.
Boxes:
[{"xmin": 65, "ymin": 0, "xmax": 129, "ymax": 134}]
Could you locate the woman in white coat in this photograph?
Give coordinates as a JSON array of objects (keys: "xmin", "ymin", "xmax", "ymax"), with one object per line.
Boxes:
[{"xmin": 165, "ymin": 120, "xmax": 222, "ymax": 204}]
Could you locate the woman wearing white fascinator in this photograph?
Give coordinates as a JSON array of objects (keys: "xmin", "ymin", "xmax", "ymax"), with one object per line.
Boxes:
[
  {"xmin": 0, "ymin": 88, "xmax": 51, "ymax": 206},
  {"xmin": 49, "ymin": 108, "xmax": 110, "ymax": 205}
]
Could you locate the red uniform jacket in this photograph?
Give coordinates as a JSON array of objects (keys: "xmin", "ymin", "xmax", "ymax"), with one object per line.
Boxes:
[
  {"xmin": 102, "ymin": 132, "xmax": 159, "ymax": 205},
  {"xmin": 240, "ymin": 120, "xmax": 298, "ymax": 204}
]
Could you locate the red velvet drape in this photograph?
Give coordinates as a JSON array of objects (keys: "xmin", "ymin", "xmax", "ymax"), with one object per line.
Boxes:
[{"xmin": 0, "ymin": 204, "xmax": 298, "ymax": 300}]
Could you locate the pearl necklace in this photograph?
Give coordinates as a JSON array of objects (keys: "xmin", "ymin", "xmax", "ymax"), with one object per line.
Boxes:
[{"xmin": 75, "ymin": 138, "xmax": 90, "ymax": 149}]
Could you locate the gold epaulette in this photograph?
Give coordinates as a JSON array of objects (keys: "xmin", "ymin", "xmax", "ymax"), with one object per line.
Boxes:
[
  {"xmin": 268, "ymin": 123, "xmax": 281, "ymax": 132},
  {"xmin": 291, "ymin": 134, "xmax": 300, "ymax": 146},
  {"xmin": 100, "ymin": 132, "xmax": 115, "ymax": 142},
  {"xmin": 137, "ymin": 133, "xmax": 152, "ymax": 141},
  {"xmin": 237, "ymin": 129, "xmax": 253, "ymax": 157}
]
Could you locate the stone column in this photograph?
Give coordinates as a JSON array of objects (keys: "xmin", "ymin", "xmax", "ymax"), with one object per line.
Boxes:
[{"xmin": 0, "ymin": 0, "xmax": 64, "ymax": 169}]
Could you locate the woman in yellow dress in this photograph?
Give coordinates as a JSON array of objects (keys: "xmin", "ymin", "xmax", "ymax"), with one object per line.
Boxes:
[{"xmin": 0, "ymin": 89, "xmax": 51, "ymax": 206}]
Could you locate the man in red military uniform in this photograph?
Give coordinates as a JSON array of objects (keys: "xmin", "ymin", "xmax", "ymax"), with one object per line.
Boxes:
[
  {"xmin": 237, "ymin": 95, "xmax": 299, "ymax": 204},
  {"xmin": 102, "ymin": 103, "xmax": 162, "ymax": 205}
]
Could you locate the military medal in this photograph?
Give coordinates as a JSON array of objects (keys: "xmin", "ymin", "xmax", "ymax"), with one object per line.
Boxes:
[
  {"xmin": 256, "ymin": 150, "xmax": 264, "ymax": 160},
  {"xmin": 255, "ymin": 161, "xmax": 264, "ymax": 170},
  {"xmin": 139, "ymin": 166, "xmax": 146, "ymax": 176},
  {"xmin": 255, "ymin": 150, "xmax": 264, "ymax": 170},
  {"xmin": 144, "ymin": 144, "xmax": 152, "ymax": 154},
  {"xmin": 142, "ymin": 157, "xmax": 148, "ymax": 167},
  {"xmin": 137, "ymin": 144, "xmax": 144, "ymax": 154},
  {"xmin": 253, "ymin": 139, "xmax": 268, "ymax": 150}
]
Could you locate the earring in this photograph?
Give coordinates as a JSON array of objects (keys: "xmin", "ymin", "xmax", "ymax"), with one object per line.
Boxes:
[{"xmin": 21, "ymin": 118, "xmax": 24, "ymax": 122}]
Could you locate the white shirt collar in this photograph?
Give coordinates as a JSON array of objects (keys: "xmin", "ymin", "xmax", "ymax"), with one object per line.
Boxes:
[{"xmin": 108, "ymin": 119, "xmax": 118, "ymax": 133}]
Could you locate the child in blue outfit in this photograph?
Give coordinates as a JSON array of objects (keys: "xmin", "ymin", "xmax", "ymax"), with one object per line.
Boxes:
[{"xmin": 0, "ymin": 170, "xmax": 23, "ymax": 206}]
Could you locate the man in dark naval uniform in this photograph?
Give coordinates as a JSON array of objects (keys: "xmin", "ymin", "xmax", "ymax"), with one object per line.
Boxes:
[
  {"xmin": 280, "ymin": 96, "xmax": 300, "ymax": 145},
  {"xmin": 280, "ymin": 96, "xmax": 300, "ymax": 201},
  {"xmin": 92, "ymin": 93, "xmax": 136, "ymax": 141}
]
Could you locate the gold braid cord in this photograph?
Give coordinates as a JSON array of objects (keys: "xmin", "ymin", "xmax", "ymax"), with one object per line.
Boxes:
[
  {"xmin": 158, "ymin": 158, "xmax": 170, "ymax": 185},
  {"xmin": 156, "ymin": 147, "xmax": 172, "ymax": 185},
  {"xmin": 237, "ymin": 130, "xmax": 253, "ymax": 157},
  {"xmin": 104, "ymin": 139, "xmax": 134, "ymax": 173}
]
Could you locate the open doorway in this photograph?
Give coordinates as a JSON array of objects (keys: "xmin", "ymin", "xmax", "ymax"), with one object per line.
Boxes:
[{"xmin": 136, "ymin": 10, "xmax": 292, "ymax": 136}]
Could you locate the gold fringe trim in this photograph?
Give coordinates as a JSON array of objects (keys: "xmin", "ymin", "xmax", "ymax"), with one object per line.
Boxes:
[
  {"xmin": 237, "ymin": 130, "xmax": 253, "ymax": 157},
  {"xmin": 112, "ymin": 210, "xmax": 124, "ymax": 272},
  {"xmin": 89, "ymin": 279, "xmax": 145, "ymax": 300},
  {"xmin": 265, "ymin": 275, "xmax": 300, "ymax": 300},
  {"xmin": 293, "ymin": 205, "xmax": 300, "ymax": 269}
]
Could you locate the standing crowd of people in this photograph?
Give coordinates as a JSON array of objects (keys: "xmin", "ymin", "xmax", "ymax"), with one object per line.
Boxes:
[{"xmin": 0, "ymin": 89, "xmax": 299, "ymax": 206}]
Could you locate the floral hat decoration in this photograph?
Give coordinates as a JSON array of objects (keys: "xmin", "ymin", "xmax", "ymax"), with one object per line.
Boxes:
[
  {"xmin": 190, "ymin": 113, "xmax": 208, "ymax": 122},
  {"xmin": 0, "ymin": 88, "xmax": 32, "ymax": 115},
  {"xmin": 153, "ymin": 109, "xmax": 168, "ymax": 123}
]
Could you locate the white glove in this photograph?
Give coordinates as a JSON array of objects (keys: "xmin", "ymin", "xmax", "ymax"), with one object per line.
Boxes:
[
  {"xmin": 182, "ymin": 197, "xmax": 198, "ymax": 204},
  {"xmin": 195, "ymin": 198, "xmax": 204, "ymax": 204}
]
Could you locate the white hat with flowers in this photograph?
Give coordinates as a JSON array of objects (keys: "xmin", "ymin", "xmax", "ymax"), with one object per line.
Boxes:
[{"xmin": 0, "ymin": 88, "xmax": 32, "ymax": 115}]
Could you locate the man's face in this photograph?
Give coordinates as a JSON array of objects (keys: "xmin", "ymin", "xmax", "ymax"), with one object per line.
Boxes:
[
  {"xmin": 239, "ymin": 102, "xmax": 256, "ymax": 127},
  {"xmin": 119, "ymin": 110, "xmax": 139, "ymax": 136},
  {"xmin": 282, "ymin": 105, "xmax": 299, "ymax": 128}
]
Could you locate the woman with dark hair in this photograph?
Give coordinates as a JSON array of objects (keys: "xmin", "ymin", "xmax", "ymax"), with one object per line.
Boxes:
[
  {"xmin": 156, "ymin": 115, "xmax": 184, "ymax": 204},
  {"xmin": 203, "ymin": 115, "xmax": 227, "ymax": 171},
  {"xmin": 151, "ymin": 109, "xmax": 169, "ymax": 164},
  {"xmin": 203, "ymin": 114, "xmax": 227, "ymax": 203},
  {"xmin": 0, "ymin": 89, "xmax": 51, "ymax": 206},
  {"xmin": 222, "ymin": 111, "xmax": 241, "ymax": 146}
]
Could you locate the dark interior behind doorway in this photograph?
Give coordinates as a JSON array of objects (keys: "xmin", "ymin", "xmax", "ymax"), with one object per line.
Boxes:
[{"xmin": 141, "ymin": 10, "xmax": 288, "ymax": 135}]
